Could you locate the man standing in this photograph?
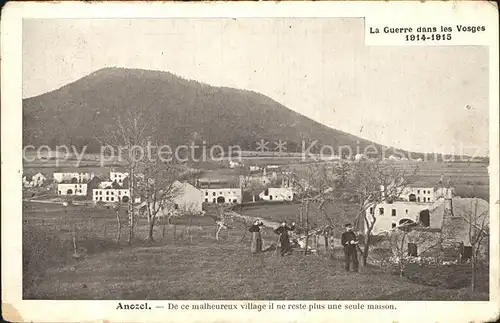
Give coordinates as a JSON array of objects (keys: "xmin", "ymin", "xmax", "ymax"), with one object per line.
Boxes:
[
  {"xmin": 273, "ymin": 221, "xmax": 296, "ymax": 256},
  {"xmin": 341, "ymin": 223, "xmax": 359, "ymax": 272}
]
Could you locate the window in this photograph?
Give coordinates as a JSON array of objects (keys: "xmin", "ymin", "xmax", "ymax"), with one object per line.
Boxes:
[
  {"xmin": 405, "ymin": 209, "xmax": 408, "ymax": 215},
  {"xmin": 213, "ymin": 192, "xmax": 216, "ymax": 196},
  {"xmin": 369, "ymin": 207, "xmax": 374, "ymax": 215},
  {"xmin": 99, "ymin": 197, "xmax": 102, "ymax": 201},
  {"xmin": 417, "ymin": 190, "xmax": 420, "ymax": 194},
  {"xmin": 417, "ymin": 197, "xmax": 420, "ymax": 202},
  {"xmin": 212, "ymin": 198, "xmax": 216, "ymax": 203},
  {"xmin": 379, "ymin": 208, "xmax": 384, "ymax": 215},
  {"xmin": 106, "ymin": 191, "xmax": 109, "ymax": 195},
  {"xmin": 391, "ymin": 222, "xmax": 396, "ymax": 228},
  {"xmin": 264, "ymin": 189, "xmax": 269, "ymax": 196},
  {"xmin": 174, "ymin": 204, "xmax": 179, "ymax": 210},
  {"xmin": 392, "ymin": 209, "xmax": 396, "ymax": 216},
  {"xmin": 58, "ymin": 191, "xmax": 61, "ymax": 194},
  {"xmin": 205, "ymin": 198, "xmax": 208, "ymax": 202},
  {"xmin": 111, "ymin": 197, "xmax": 114, "ymax": 201},
  {"xmin": 205, "ymin": 192, "xmax": 208, "ymax": 196},
  {"xmin": 106, "ymin": 197, "xmax": 109, "ymax": 201},
  {"xmin": 219, "ymin": 191, "xmax": 222, "ymax": 195}
]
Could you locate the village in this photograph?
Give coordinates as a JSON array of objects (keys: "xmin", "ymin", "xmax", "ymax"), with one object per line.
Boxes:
[
  {"xmin": 16, "ymin": 14, "xmax": 493, "ymax": 303},
  {"xmin": 22, "ymin": 150, "xmax": 491, "ymax": 301}
]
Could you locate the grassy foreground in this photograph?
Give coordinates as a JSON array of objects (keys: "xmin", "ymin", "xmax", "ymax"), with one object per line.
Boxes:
[{"xmin": 23, "ymin": 204, "xmax": 488, "ymax": 301}]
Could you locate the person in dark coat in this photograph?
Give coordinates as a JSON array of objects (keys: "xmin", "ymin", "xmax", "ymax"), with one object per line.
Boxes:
[
  {"xmin": 341, "ymin": 223, "xmax": 359, "ymax": 272},
  {"xmin": 249, "ymin": 220, "xmax": 264, "ymax": 253},
  {"xmin": 273, "ymin": 221, "xmax": 296, "ymax": 256}
]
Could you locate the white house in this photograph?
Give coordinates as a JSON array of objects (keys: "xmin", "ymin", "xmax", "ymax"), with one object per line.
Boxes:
[
  {"xmin": 259, "ymin": 187, "xmax": 294, "ymax": 202},
  {"xmin": 110, "ymin": 171, "xmax": 129, "ymax": 185},
  {"xmin": 201, "ymin": 187, "xmax": 242, "ymax": 204},
  {"xmin": 137, "ymin": 181, "xmax": 203, "ymax": 218},
  {"xmin": 98, "ymin": 181, "xmax": 114, "ymax": 189},
  {"xmin": 58, "ymin": 183, "xmax": 88, "ymax": 196},
  {"xmin": 23, "ymin": 172, "xmax": 46, "ymax": 188},
  {"xmin": 53, "ymin": 172, "xmax": 93, "ymax": 183},
  {"xmin": 166, "ymin": 181, "xmax": 203, "ymax": 214},
  {"xmin": 399, "ymin": 187, "xmax": 437, "ymax": 203},
  {"xmin": 93, "ymin": 188, "xmax": 132, "ymax": 203}
]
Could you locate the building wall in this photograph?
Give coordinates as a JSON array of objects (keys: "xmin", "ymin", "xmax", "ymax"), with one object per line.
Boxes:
[
  {"xmin": 400, "ymin": 187, "xmax": 435, "ymax": 203},
  {"xmin": 53, "ymin": 172, "xmax": 93, "ymax": 183},
  {"xmin": 110, "ymin": 172, "xmax": 129, "ymax": 185},
  {"xmin": 98, "ymin": 181, "xmax": 114, "ymax": 189},
  {"xmin": 173, "ymin": 182, "xmax": 203, "ymax": 213},
  {"xmin": 201, "ymin": 188, "xmax": 242, "ymax": 204},
  {"xmin": 365, "ymin": 201, "xmax": 440, "ymax": 234},
  {"xmin": 93, "ymin": 188, "xmax": 130, "ymax": 203},
  {"xmin": 57, "ymin": 183, "xmax": 88, "ymax": 196},
  {"xmin": 259, "ymin": 187, "xmax": 294, "ymax": 201}
]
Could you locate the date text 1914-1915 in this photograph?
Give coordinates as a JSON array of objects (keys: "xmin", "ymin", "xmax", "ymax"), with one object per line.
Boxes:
[
  {"xmin": 406, "ymin": 34, "xmax": 452, "ymax": 42},
  {"xmin": 369, "ymin": 25, "xmax": 486, "ymax": 42}
]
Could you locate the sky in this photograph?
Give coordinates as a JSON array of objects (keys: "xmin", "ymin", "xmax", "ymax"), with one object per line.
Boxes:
[{"xmin": 22, "ymin": 18, "xmax": 489, "ymax": 156}]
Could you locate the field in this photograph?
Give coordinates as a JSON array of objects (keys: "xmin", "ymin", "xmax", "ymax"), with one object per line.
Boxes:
[{"xmin": 23, "ymin": 202, "xmax": 488, "ymax": 300}]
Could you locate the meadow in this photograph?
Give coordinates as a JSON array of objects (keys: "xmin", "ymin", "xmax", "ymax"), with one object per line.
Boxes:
[{"xmin": 23, "ymin": 201, "xmax": 488, "ymax": 300}]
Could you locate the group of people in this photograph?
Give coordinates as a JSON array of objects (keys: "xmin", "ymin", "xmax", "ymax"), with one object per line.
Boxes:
[
  {"xmin": 248, "ymin": 220, "xmax": 296, "ymax": 256},
  {"xmin": 247, "ymin": 219, "xmax": 360, "ymax": 272}
]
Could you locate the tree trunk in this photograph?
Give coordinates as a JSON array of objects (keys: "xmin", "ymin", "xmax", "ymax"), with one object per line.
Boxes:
[
  {"xmin": 362, "ymin": 234, "xmax": 371, "ymax": 267},
  {"xmin": 324, "ymin": 231, "xmax": 329, "ymax": 253},
  {"xmin": 147, "ymin": 218, "xmax": 155, "ymax": 242},
  {"xmin": 128, "ymin": 164, "xmax": 135, "ymax": 244},
  {"xmin": 471, "ymin": 253, "xmax": 476, "ymax": 292},
  {"xmin": 304, "ymin": 201, "xmax": 309, "ymax": 256},
  {"xmin": 72, "ymin": 223, "xmax": 77, "ymax": 255}
]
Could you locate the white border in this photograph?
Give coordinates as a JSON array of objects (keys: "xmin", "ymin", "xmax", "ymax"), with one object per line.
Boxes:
[{"xmin": 1, "ymin": 2, "xmax": 499, "ymax": 322}]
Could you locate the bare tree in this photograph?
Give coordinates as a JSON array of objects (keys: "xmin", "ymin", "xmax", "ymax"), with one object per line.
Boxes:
[
  {"xmin": 457, "ymin": 198, "xmax": 489, "ymax": 292},
  {"xmin": 98, "ymin": 110, "xmax": 155, "ymax": 244},
  {"xmin": 214, "ymin": 204, "xmax": 234, "ymax": 241},
  {"xmin": 114, "ymin": 201, "xmax": 122, "ymax": 243},
  {"xmin": 346, "ymin": 160, "xmax": 418, "ymax": 267},
  {"xmin": 136, "ymin": 158, "xmax": 181, "ymax": 243},
  {"xmin": 291, "ymin": 163, "xmax": 340, "ymax": 256}
]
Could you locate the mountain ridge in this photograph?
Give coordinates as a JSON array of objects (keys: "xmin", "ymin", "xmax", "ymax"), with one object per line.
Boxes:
[{"xmin": 22, "ymin": 67, "xmax": 428, "ymax": 158}]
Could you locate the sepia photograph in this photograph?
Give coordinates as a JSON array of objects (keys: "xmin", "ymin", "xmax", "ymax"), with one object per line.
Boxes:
[{"xmin": 2, "ymin": 1, "xmax": 499, "ymax": 322}]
